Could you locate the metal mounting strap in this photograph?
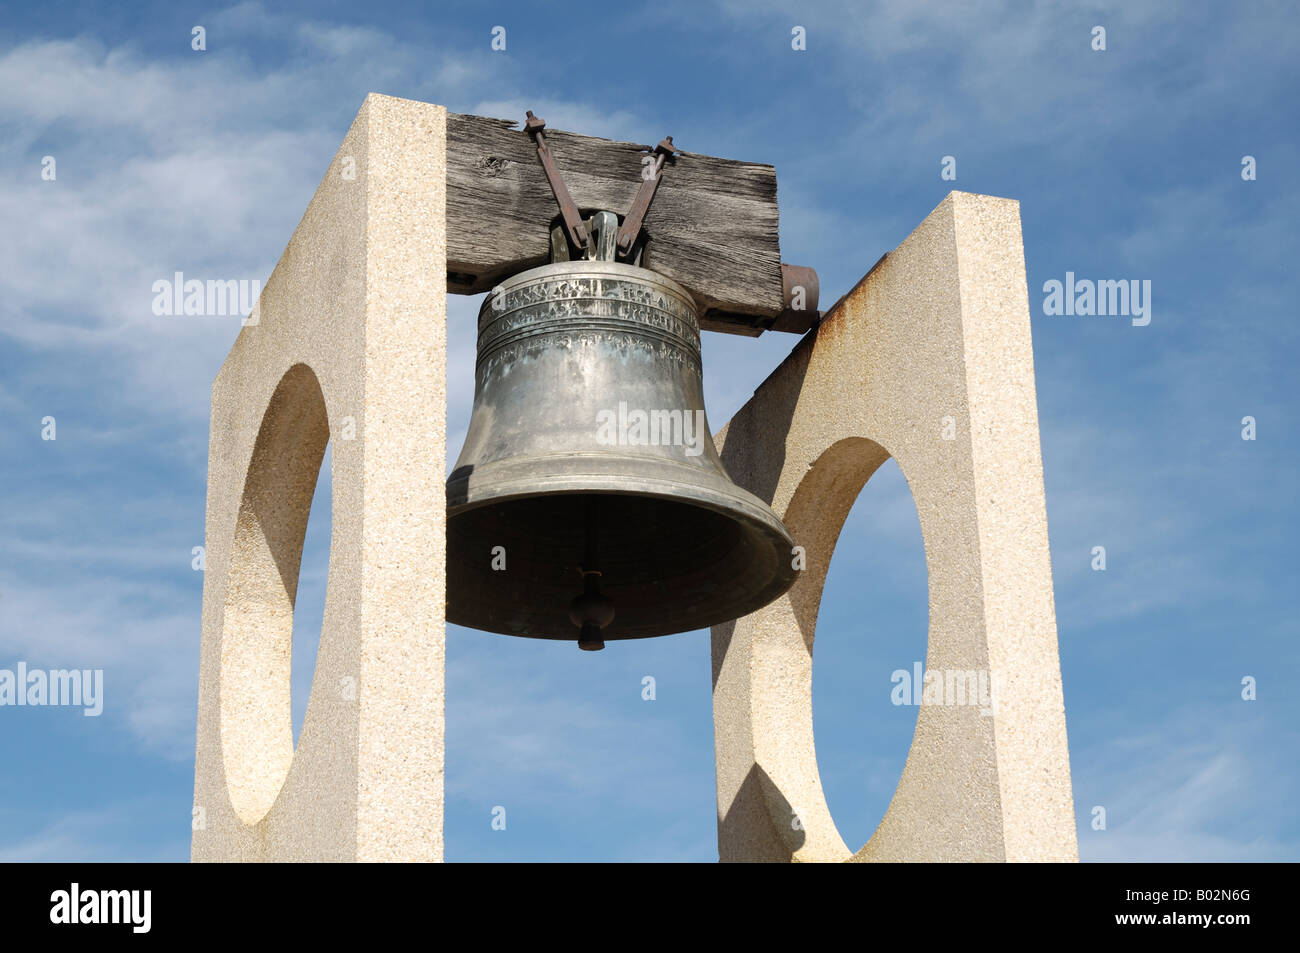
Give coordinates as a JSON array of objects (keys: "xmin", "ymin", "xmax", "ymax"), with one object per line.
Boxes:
[
  {"xmin": 525, "ymin": 110, "xmax": 589, "ymax": 252},
  {"xmin": 616, "ymin": 137, "xmax": 677, "ymax": 258}
]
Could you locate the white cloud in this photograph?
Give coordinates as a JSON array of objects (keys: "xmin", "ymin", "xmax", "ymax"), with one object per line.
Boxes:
[
  {"xmin": 0, "ymin": 2, "xmax": 669, "ymax": 783},
  {"xmin": 2, "ymin": 0, "xmax": 1295, "ymax": 864}
]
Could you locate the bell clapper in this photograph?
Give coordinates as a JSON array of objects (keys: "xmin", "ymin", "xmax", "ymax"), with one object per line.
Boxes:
[
  {"xmin": 570, "ymin": 496, "xmax": 614, "ymax": 651},
  {"xmin": 571, "ymin": 570, "xmax": 613, "ymax": 651}
]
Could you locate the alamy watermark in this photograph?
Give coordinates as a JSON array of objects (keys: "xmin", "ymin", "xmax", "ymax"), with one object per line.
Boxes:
[
  {"xmin": 1042, "ymin": 272, "xmax": 1151, "ymax": 326},
  {"xmin": 595, "ymin": 402, "xmax": 706, "ymax": 457},
  {"xmin": 0, "ymin": 662, "xmax": 103, "ymax": 716},
  {"xmin": 152, "ymin": 271, "xmax": 261, "ymax": 323},
  {"xmin": 891, "ymin": 662, "xmax": 1001, "ymax": 716},
  {"xmin": 50, "ymin": 884, "xmax": 150, "ymax": 933}
]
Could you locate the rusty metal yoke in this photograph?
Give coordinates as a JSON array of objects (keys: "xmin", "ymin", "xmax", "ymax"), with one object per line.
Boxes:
[
  {"xmin": 526, "ymin": 110, "xmax": 676, "ymax": 263},
  {"xmin": 525, "ymin": 109, "xmax": 821, "ymax": 333}
]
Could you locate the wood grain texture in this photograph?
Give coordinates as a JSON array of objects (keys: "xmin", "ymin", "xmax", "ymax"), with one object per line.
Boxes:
[{"xmin": 445, "ymin": 113, "xmax": 783, "ymax": 334}]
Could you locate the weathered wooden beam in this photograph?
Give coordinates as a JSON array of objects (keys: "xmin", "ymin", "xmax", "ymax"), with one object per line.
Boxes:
[{"xmin": 445, "ymin": 112, "xmax": 784, "ymax": 334}]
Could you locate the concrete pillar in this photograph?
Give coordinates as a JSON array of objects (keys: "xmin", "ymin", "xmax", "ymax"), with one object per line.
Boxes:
[
  {"xmin": 191, "ymin": 94, "xmax": 447, "ymax": 861},
  {"xmin": 712, "ymin": 191, "xmax": 1078, "ymax": 862}
]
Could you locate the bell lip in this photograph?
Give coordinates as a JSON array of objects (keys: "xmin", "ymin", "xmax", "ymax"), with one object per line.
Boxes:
[
  {"xmin": 485, "ymin": 260, "xmax": 699, "ymax": 313},
  {"xmin": 450, "ymin": 622, "xmax": 699, "ymax": 644},
  {"xmin": 445, "ymin": 460, "xmax": 798, "ymax": 640},
  {"xmin": 447, "ymin": 455, "xmax": 794, "ymax": 551}
]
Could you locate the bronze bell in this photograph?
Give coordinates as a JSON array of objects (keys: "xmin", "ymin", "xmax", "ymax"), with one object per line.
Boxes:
[{"xmin": 446, "ymin": 212, "xmax": 796, "ymax": 649}]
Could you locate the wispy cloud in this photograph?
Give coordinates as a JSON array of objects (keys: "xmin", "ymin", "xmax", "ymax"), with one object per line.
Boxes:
[
  {"xmin": 0, "ymin": 804, "xmax": 186, "ymax": 862},
  {"xmin": 1075, "ymin": 704, "xmax": 1299, "ymax": 861}
]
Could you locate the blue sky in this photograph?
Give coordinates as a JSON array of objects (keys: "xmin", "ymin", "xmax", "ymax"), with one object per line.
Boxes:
[{"xmin": 0, "ymin": 0, "xmax": 1296, "ymax": 861}]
